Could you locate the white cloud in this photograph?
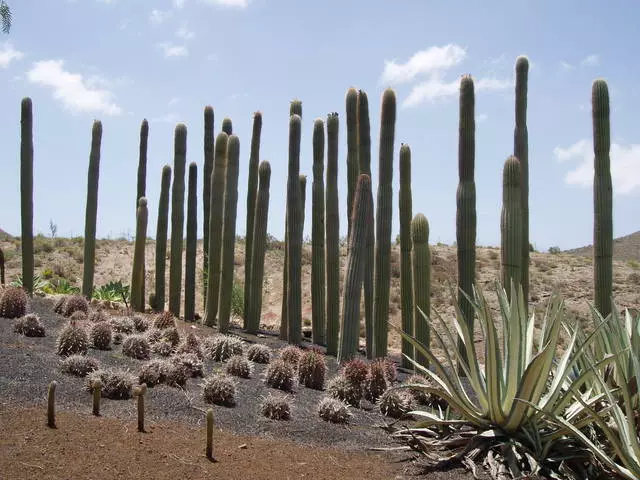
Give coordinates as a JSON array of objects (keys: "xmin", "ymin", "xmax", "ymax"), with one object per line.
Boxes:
[
  {"xmin": 26, "ymin": 60, "xmax": 122, "ymax": 115},
  {"xmin": 0, "ymin": 42, "xmax": 24, "ymax": 68},
  {"xmin": 150, "ymin": 9, "xmax": 172, "ymax": 25},
  {"xmin": 560, "ymin": 61, "xmax": 574, "ymax": 71},
  {"xmin": 380, "ymin": 44, "xmax": 466, "ymax": 85},
  {"xmin": 176, "ymin": 22, "xmax": 195, "ymax": 40},
  {"xmin": 554, "ymin": 139, "xmax": 640, "ymax": 194},
  {"xmin": 202, "ymin": 0, "xmax": 250, "ymax": 7},
  {"xmin": 581, "ymin": 54, "xmax": 600, "ymax": 67},
  {"xmin": 168, "ymin": 96, "xmax": 180, "ymax": 106},
  {"xmin": 158, "ymin": 42, "xmax": 188, "ymax": 57},
  {"xmin": 174, "ymin": 0, "xmax": 187, "ymax": 8}
]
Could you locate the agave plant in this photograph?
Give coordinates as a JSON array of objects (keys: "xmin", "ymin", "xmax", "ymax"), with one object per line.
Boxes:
[
  {"xmin": 389, "ymin": 281, "xmax": 617, "ymax": 479},
  {"xmin": 10, "ymin": 274, "xmax": 51, "ymax": 295},
  {"xmin": 50, "ymin": 278, "xmax": 80, "ymax": 295}
]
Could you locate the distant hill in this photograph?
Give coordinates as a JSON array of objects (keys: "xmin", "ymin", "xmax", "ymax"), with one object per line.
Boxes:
[
  {"xmin": 0, "ymin": 228, "xmax": 13, "ymax": 241},
  {"xmin": 565, "ymin": 231, "xmax": 640, "ymax": 263}
]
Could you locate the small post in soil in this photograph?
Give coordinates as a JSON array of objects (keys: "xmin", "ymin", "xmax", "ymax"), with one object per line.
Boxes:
[
  {"xmin": 133, "ymin": 384, "xmax": 147, "ymax": 433},
  {"xmin": 47, "ymin": 380, "xmax": 57, "ymax": 428},
  {"xmin": 206, "ymin": 408, "xmax": 214, "ymax": 461},
  {"xmin": 92, "ymin": 379, "xmax": 101, "ymax": 416}
]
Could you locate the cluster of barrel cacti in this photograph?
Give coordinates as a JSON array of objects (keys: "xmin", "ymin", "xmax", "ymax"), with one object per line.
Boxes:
[{"xmin": 14, "ymin": 54, "xmax": 616, "ymax": 374}]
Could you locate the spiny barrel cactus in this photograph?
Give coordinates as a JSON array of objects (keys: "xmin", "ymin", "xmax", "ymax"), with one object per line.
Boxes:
[
  {"xmin": 246, "ymin": 160, "xmax": 271, "ymax": 334},
  {"xmin": 184, "ymin": 162, "xmax": 198, "ymax": 322},
  {"xmin": 204, "ymin": 132, "xmax": 229, "ymax": 327},
  {"xmin": 399, "ymin": 144, "xmax": 414, "ymax": 369},
  {"xmin": 501, "ymin": 156, "xmax": 523, "ymax": 301},
  {"xmin": 373, "ymin": 88, "xmax": 396, "ymax": 359},
  {"xmin": 456, "ymin": 75, "xmax": 477, "ymax": 368},
  {"xmin": 243, "ymin": 111, "xmax": 262, "ymax": 326},
  {"xmin": 0, "ymin": 285, "xmax": 27, "ymax": 318},
  {"xmin": 592, "ymin": 79, "xmax": 613, "ymax": 318},
  {"xmin": 217, "ymin": 135, "xmax": 241, "ymax": 333},
  {"xmin": 20, "ymin": 97, "xmax": 34, "ymax": 296},
  {"xmin": 311, "ymin": 118, "xmax": 326, "ymax": 346},
  {"xmin": 131, "ymin": 197, "xmax": 148, "ymax": 312},
  {"xmin": 169, "ymin": 123, "xmax": 187, "ymax": 317},
  {"xmin": 137, "ymin": 119, "xmax": 148, "ymax": 209},
  {"xmin": 338, "ymin": 174, "xmax": 372, "ymax": 363},
  {"xmin": 221, "ymin": 117, "xmax": 233, "ymax": 135},
  {"xmin": 345, "ymin": 88, "xmax": 359, "ymax": 241},
  {"xmin": 325, "ymin": 112, "xmax": 340, "ymax": 356},
  {"xmin": 203, "ymin": 106, "xmax": 214, "ymax": 304},
  {"xmin": 82, "ymin": 119, "xmax": 102, "ymax": 299},
  {"xmin": 411, "ymin": 213, "xmax": 431, "ymax": 368},
  {"xmin": 154, "ymin": 165, "xmax": 172, "ymax": 312}
]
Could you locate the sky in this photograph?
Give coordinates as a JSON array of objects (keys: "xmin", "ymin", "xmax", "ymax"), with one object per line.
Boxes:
[{"xmin": 1, "ymin": 0, "xmax": 639, "ymax": 252}]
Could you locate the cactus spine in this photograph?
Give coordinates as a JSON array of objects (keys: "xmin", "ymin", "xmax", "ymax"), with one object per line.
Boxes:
[
  {"xmin": 221, "ymin": 117, "xmax": 233, "ymax": 135},
  {"xmin": 357, "ymin": 90, "xmax": 374, "ymax": 358},
  {"xmin": 204, "ymin": 132, "xmax": 229, "ymax": 327},
  {"xmin": 311, "ymin": 118, "xmax": 326, "ymax": 345},
  {"xmin": 373, "ymin": 88, "xmax": 396, "ymax": 359},
  {"xmin": 592, "ymin": 79, "xmax": 613, "ymax": 318},
  {"xmin": 47, "ymin": 380, "xmax": 57, "ymax": 428},
  {"xmin": 20, "ymin": 97, "xmax": 34, "ymax": 296},
  {"xmin": 202, "ymin": 106, "xmax": 214, "ymax": 307},
  {"xmin": 399, "ymin": 144, "xmax": 414, "ymax": 369},
  {"xmin": 154, "ymin": 165, "xmax": 172, "ymax": 311},
  {"xmin": 217, "ymin": 135, "xmax": 241, "ymax": 333},
  {"xmin": 137, "ymin": 119, "xmax": 148, "ymax": 209},
  {"xmin": 131, "ymin": 197, "xmax": 148, "ymax": 312},
  {"xmin": 456, "ymin": 75, "xmax": 477, "ymax": 368},
  {"xmin": 514, "ymin": 56, "xmax": 529, "ymax": 314},
  {"xmin": 325, "ymin": 113, "xmax": 340, "ymax": 356},
  {"xmin": 82, "ymin": 120, "xmax": 102, "ymax": 299},
  {"xmin": 244, "ymin": 111, "xmax": 262, "ymax": 325},
  {"xmin": 246, "ymin": 160, "xmax": 271, "ymax": 334},
  {"xmin": 411, "ymin": 213, "xmax": 431, "ymax": 369},
  {"xmin": 346, "ymin": 88, "xmax": 359, "ymax": 241},
  {"xmin": 169, "ymin": 124, "xmax": 187, "ymax": 317},
  {"xmin": 501, "ymin": 156, "xmax": 523, "ymax": 300},
  {"xmin": 184, "ymin": 162, "xmax": 198, "ymax": 322},
  {"xmin": 338, "ymin": 174, "xmax": 372, "ymax": 363}
]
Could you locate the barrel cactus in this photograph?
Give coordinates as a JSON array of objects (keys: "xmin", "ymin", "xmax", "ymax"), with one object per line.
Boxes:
[{"xmin": 0, "ymin": 285, "xmax": 27, "ymax": 318}]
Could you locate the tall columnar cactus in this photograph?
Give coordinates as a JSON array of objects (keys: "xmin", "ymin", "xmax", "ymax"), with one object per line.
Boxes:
[
  {"xmin": 137, "ymin": 119, "xmax": 148, "ymax": 209},
  {"xmin": 221, "ymin": 117, "xmax": 233, "ymax": 135},
  {"xmin": 311, "ymin": 118, "xmax": 326, "ymax": 346},
  {"xmin": 244, "ymin": 111, "xmax": 262, "ymax": 326},
  {"xmin": 373, "ymin": 88, "xmax": 396, "ymax": 359},
  {"xmin": 411, "ymin": 213, "xmax": 431, "ymax": 369},
  {"xmin": 299, "ymin": 175, "xmax": 307, "ymax": 228},
  {"xmin": 286, "ymin": 114, "xmax": 303, "ymax": 345},
  {"xmin": 202, "ymin": 106, "xmax": 214, "ymax": 306},
  {"xmin": 345, "ymin": 88, "xmax": 359, "ymax": 242},
  {"xmin": 514, "ymin": 56, "xmax": 530, "ymax": 314},
  {"xmin": 398, "ymin": 143, "xmax": 414, "ymax": 369},
  {"xmin": 20, "ymin": 97, "xmax": 34, "ymax": 296},
  {"xmin": 0, "ymin": 247, "xmax": 5, "ymax": 285},
  {"xmin": 217, "ymin": 135, "xmax": 241, "ymax": 333},
  {"xmin": 246, "ymin": 160, "xmax": 271, "ymax": 334},
  {"xmin": 325, "ymin": 112, "xmax": 340, "ymax": 356},
  {"xmin": 154, "ymin": 165, "xmax": 172, "ymax": 311},
  {"xmin": 82, "ymin": 119, "xmax": 102, "ymax": 299},
  {"xmin": 184, "ymin": 162, "xmax": 198, "ymax": 322},
  {"xmin": 357, "ymin": 90, "xmax": 374, "ymax": 358},
  {"xmin": 169, "ymin": 124, "xmax": 187, "ymax": 317},
  {"xmin": 501, "ymin": 156, "xmax": 523, "ymax": 301},
  {"xmin": 204, "ymin": 132, "xmax": 229, "ymax": 327},
  {"xmin": 592, "ymin": 79, "xmax": 613, "ymax": 318},
  {"xmin": 131, "ymin": 197, "xmax": 149, "ymax": 312},
  {"xmin": 456, "ymin": 75, "xmax": 477, "ymax": 368},
  {"xmin": 338, "ymin": 174, "xmax": 372, "ymax": 364}
]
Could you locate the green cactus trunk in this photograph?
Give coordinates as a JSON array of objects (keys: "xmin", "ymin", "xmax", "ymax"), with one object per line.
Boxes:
[
  {"xmin": 345, "ymin": 88, "xmax": 359, "ymax": 242},
  {"xmin": 338, "ymin": 174, "xmax": 372, "ymax": 364},
  {"xmin": 20, "ymin": 97, "xmax": 34, "ymax": 296},
  {"xmin": 592, "ymin": 79, "xmax": 613, "ymax": 318},
  {"xmin": 246, "ymin": 161, "xmax": 271, "ymax": 334},
  {"xmin": 221, "ymin": 117, "xmax": 233, "ymax": 135},
  {"xmin": 456, "ymin": 75, "xmax": 477, "ymax": 371},
  {"xmin": 357, "ymin": 90, "xmax": 375, "ymax": 359},
  {"xmin": 137, "ymin": 119, "xmax": 148, "ymax": 209},
  {"xmin": 514, "ymin": 56, "xmax": 529, "ymax": 315},
  {"xmin": 373, "ymin": 88, "xmax": 396, "ymax": 359},
  {"xmin": 325, "ymin": 113, "xmax": 340, "ymax": 356},
  {"xmin": 411, "ymin": 213, "xmax": 431, "ymax": 369},
  {"xmin": 217, "ymin": 135, "xmax": 241, "ymax": 333},
  {"xmin": 154, "ymin": 165, "xmax": 172, "ymax": 312},
  {"xmin": 501, "ymin": 156, "xmax": 523, "ymax": 301},
  {"xmin": 286, "ymin": 114, "xmax": 303, "ymax": 345},
  {"xmin": 82, "ymin": 120, "xmax": 102, "ymax": 300},
  {"xmin": 202, "ymin": 106, "xmax": 214, "ymax": 308},
  {"xmin": 243, "ymin": 111, "xmax": 262, "ymax": 326},
  {"xmin": 184, "ymin": 162, "xmax": 198, "ymax": 322},
  {"xmin": 399, "ymin": 144, "xmax": 414, "ymax": 369},
  {"xmin": 131, "ymin": 197, "xmax": 149, "ymax": 312},
  {"xmin": 311, "ymin": 118, "xmax": 326, "ymax": 346},
  {"xmin": 169, "ymin": 124, "xmax": 187, "ymax": 317},
  {"xmin": 299, "ymin": 175, "xmax": 307, "ymax": 233},
  {"xmin": 203, "ymin": 132, "xmax": 229, "ymax": 327}
]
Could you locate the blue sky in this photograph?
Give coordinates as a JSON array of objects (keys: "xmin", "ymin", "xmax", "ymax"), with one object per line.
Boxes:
[{"xmin": 1, "ymin": 0, "xmax": 638, "ymax": 251}]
